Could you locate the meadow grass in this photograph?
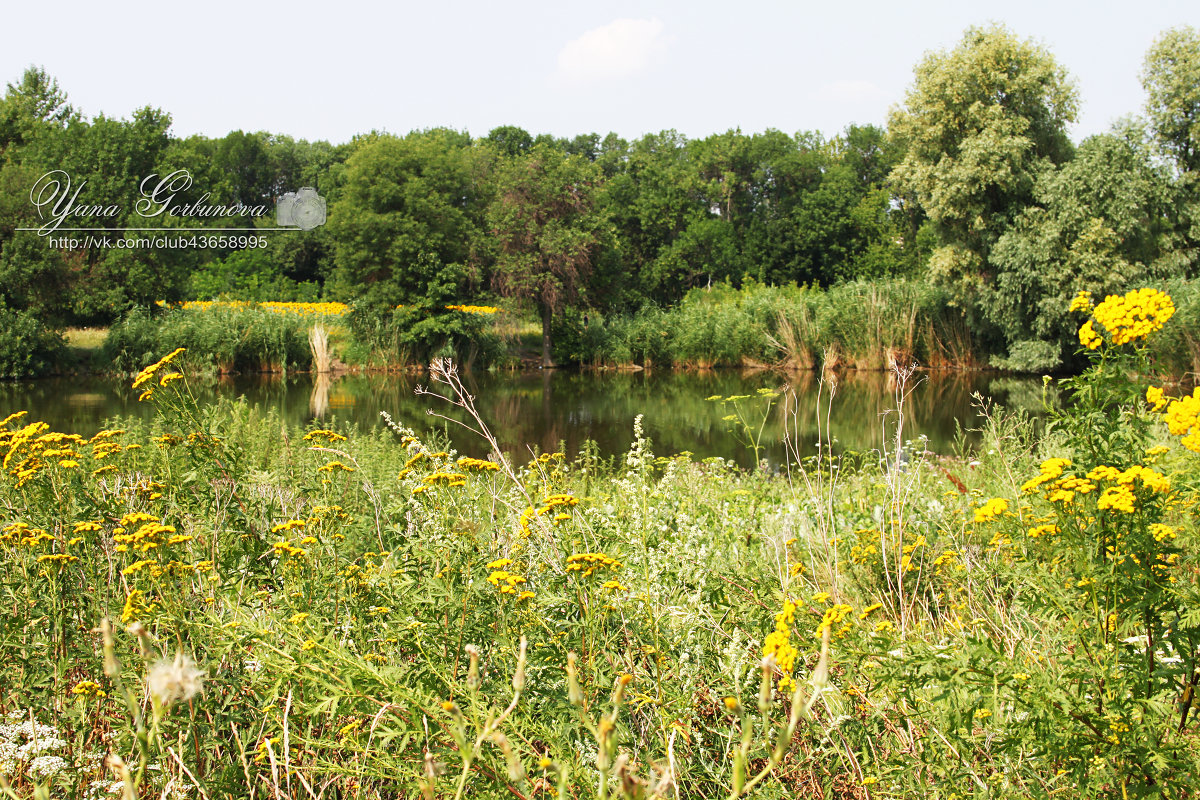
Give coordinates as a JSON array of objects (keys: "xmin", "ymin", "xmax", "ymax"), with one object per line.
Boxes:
[{"xmin": 2, "ymin": 291, "xmax": 1198, "ymax": 799}]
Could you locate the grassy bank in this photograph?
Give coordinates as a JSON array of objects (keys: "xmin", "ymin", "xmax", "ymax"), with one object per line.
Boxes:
[
  {"xmin": 2, "ymin": 289, "xmax": 1197, "ymax": 798},
  {"xmin": 14, "ymin": 279, "xmax": 1200, "ymax": 381}
]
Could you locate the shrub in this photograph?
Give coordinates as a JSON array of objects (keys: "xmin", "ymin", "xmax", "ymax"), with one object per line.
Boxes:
[{"xmin": 0, "ymin": 302, "xmax": 65, "ymax": 379}]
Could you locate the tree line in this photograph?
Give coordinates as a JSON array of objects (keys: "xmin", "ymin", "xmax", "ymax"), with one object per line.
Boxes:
[{"xmin": 0, "ymin": 23, "xmax": 1197, "ymax": 371}]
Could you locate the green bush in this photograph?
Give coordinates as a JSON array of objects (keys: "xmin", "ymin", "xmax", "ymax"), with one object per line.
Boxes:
[
  {"xmin": 0, "ymin": 302, "xmax": 64, "ymax": 379},
  {"xmin": 1148, "ymin": 278, "xmax": 1200, "ymax": 379},
  {"xmin": 189, "ymin": 249, "xmax": 322, "ymax": 302},
  {"xmin": 345, "ymin": 302, "xmax": 503, "ymax": 370}
]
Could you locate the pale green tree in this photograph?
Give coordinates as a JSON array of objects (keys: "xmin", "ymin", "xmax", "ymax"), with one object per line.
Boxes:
[
  {"xmin": 1143, "ymin": 26, "xmax": 1200, "ymax": 174},
  {"xmin": 1143, "ymin": 27, "xmax": 1200, "ymax": 273},
  {"xmin": 888, "ymin": 24, "xmax": 1079, "ymax": 285}
]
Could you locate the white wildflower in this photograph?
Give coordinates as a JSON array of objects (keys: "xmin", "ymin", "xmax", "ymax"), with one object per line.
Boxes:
[{"xmin": 29, "ymin": 754, "xmax": 68, "ymax": 778}]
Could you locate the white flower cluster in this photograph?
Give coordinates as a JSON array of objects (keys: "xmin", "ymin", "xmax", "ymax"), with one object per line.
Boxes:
[
  {"xmin": 28, "ymin": 755, "xmax": 68, "ymax": 779},
  {"xmin": 624, "ymin": 414, "xmax": 654, "ymax": 474},
  {"xmin": 0, "ymin": 711, "xmax": 69, "ymax": 778},
  {"xmin": 84, "ymin": 779, "xmax": 126, "ymax": 799}
]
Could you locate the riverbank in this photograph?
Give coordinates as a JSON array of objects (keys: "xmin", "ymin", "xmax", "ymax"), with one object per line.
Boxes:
[{"xmin": 12, "ymin": 278, "xmax": 1200, "ymax": 382}]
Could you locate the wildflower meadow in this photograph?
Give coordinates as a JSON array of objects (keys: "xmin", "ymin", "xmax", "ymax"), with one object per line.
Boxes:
[{"xmin": 1, "ymin": 288, "xmax": 1197, "ymax": 799}]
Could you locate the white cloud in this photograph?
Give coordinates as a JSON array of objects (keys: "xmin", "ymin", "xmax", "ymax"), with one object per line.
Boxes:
[
  {"xmin": 556, "ymin": 18, "xmax": 669, "ymax": 84},
  {"xmin": 817, "ymin": 79, "xmax": 889, "ymax": 105}
]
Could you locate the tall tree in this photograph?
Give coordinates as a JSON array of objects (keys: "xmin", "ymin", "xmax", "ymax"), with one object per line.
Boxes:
[
  {"xmin": 328, "ymin": 129, "xmax": 487, "ymax": 310},
  {"xmin": 1143, "ymin": 26, "xmax": 1200, "ymax": 273},
  {"xmin": 1143, "ymin": 26, "xmax": 1200, "ymax": 174},
  {"xmin": 888, "ymin": 24, "xmax": 1078, "ymax": 287},
  {"xmin": 0, "ymin": 66, "xmax": 76, "ymax": 152},
  {"xmin": 486, "ymin": 143, "xmax": 606, "ymax": 366}
]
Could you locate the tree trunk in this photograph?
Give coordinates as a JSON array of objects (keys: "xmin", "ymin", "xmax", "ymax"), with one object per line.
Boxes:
[{"xmin": 541, "ymin": 301, "xmax": 555, "ymax": 368}]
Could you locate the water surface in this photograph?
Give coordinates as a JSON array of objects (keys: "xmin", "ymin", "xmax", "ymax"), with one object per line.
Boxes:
[{"xmin": 0, "ymin": 369, "xmax": 1046, "ymax": 467}]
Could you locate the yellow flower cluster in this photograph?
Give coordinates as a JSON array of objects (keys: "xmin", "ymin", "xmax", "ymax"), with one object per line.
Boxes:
[
  {"xmin": 1086, "ymin": 464, "xmax": 1170, "ymax": 494},
  {"xmin": 113, "ymin": 515, "xmax": 177, "ymax": 553},
  {"xmin": 1149, "ymin": 523, "xmax": 1176, "ymax": 542},
  {"xmin": 254, "ymin": 736, "xmax": 282, "ymax": 763},
  {"xmin": 0, "ymin": 410, "xmax": 27, "ymax": 428},
  {"xmin": 1155, "ymin": 386, "xmax": 1200, "ymax": 452},
  {"xmin": 1, "ymin": 521, "xmax": 51, "ymax": 547},
  {"xmin": 1068, "ymin": 290, "xmax": 1093, "ymax": 313},
  {"xmin": 858, "ymin": 602, "xmax": 883, "ymax": 620},
  {"xmin": 973, "ymin": 498, "xmax": 1009, "ymax": 523},
  {"xmin": 1079, "ymin": 288, "xmax": 1175, "ymax": 347},
  {"xmin": 317, "ymin": 460, "xmax": 355, "ymax": 474},
  {"xmin": 424, "ymin": 471, "xmax": 467, "ymax": 487},
  {"xmin": 159, "ymin": 300, "xmax": 348, "ymax": 317},
  {"xmin": 121, "ymin": 588, "xmax": 156, "ymax": 624},
  {"xmin": 132, "ymin": 347, "xmax": 186, "ymax": 391},
  {"xmin": 273, "ymin": 539, "xmax": 307, "ymax": 557},
  {"xmin": 303, "ymin": 429, "xmax": 347, "ymax": 443},
  {"xmin": 1023, "ymin": 458, "xmax": 1170, "ymax": 516},
  {"xmin": 518, "ymin": 493, "xmax": 580, "ymax": 537},
  {"xmin": 1096, "ymin": 486, "xmax": 1136, "ymax": 514},
  {"xmin": 0, "ymin": 420, "xmax": 114, "ymax": 487},
  {"xmin": 1021, "ymin": 458, "xmax": 1072, "ymax": 494},
  {"xmin": 486, "ymin": 559, "xmax": 528, "ymax": 595},
  {"xmin": 565, "ymin": 551, "xmax": 621, "ymax": 578},
  {"xmin": 762, "ymin": 600, "xmax": 799, "ymax": 690},
  {"xmin": 815, "ymin": 602, "xmax": 854, "ymax": 639},
  {"xmin": 70, "ymin": 680, "xmax": 107, "ymax": 698},
  {"xmin": 456, "ymin": 456, "xmax": 499, "ymax": 472},
  {"xmin": 542, "ymin": 493, "xmax": 578, "ymax": 509},
  {"xmin": 445, "ymin": 304, "xmax": 499, "ymax": 315},
  {"xmin": 261, "ymin": 302, "xmax": 348, "ymax": 317},
  {"xmin": 396, "ymin": 451, "xmax": 426, "ymax": 480}
]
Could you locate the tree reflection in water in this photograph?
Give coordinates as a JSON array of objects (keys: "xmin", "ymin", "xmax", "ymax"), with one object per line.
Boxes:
[{"xmin": 0, "ymin": 369, "xmax": 1046, "ymax": 467}]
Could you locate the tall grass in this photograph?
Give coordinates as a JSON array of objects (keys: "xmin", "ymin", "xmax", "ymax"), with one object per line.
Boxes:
[
  {"xmin": 557, "ymin": 280, "xmax": 984, "ymax": 371},
  {"xmin": 104, "ymin": 306, "xmax": 314, "ymax": 375}
]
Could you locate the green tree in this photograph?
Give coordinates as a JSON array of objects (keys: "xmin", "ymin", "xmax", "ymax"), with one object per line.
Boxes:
[
  {"xmin": 41, "ymin": 106, "xmax": 183, "ymax": 320},
  {"xmin": 328, "ymin": 129, "xmax": 487, "ymax": 310},
  {"xmin": 1143, "ymin": 26, "xmax": 1200, "ymax": 173},
  {"xmin": 0, "ymin": 68, "xmax": 77, "ymax": 325},
  {"xmin": 0, "ymin": 66, "xmax": 76, "ymax": 152},
  {"xmin": 988, "ymin": 127, "xmax": 1176, "ymax": 368},
  {"xmin": 889, "ymin": 24, "xmax": 1079, "ymax": 286},
  {"xmin": 599, "ymin": 130, "xmax": 715, "ymax": 305},
  {"xmin": 486, "ymin": 143, "xmax": 607, "ymax": 366},
  {"xmin": 1143, "ymin": 27, "xmax": 1200, "ymax": 274},
  {"xmin": 485, "ymin": 126, "xmax": 534, "ymax": 158}
]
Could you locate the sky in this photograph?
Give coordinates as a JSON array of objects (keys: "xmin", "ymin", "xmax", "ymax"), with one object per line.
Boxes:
[{"xmin": 3, "ymin": 0, "xmax": 1197, "ymax": 145}]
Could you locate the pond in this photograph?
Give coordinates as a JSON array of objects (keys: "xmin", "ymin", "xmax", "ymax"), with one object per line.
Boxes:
[{"xmin": 0, "ymin": 369, "xmax": 1047, "ymax": 467}]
